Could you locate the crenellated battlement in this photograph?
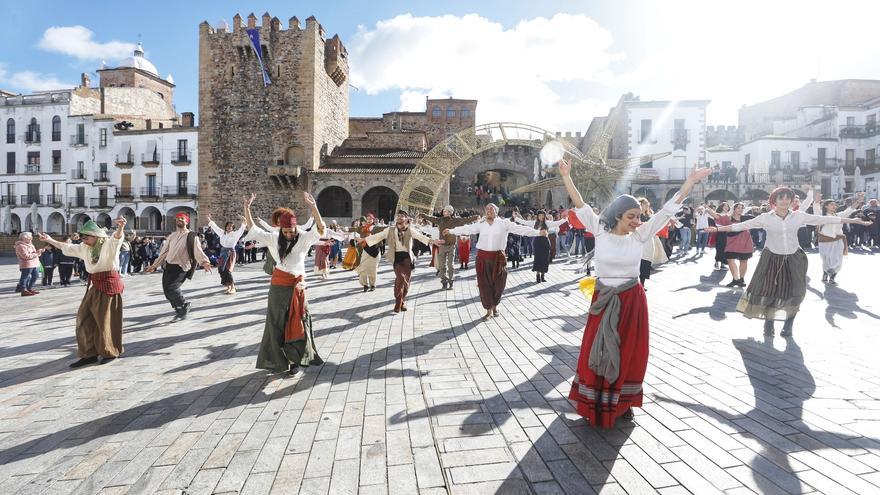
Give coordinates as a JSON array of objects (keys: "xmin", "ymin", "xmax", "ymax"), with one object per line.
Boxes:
[{"xmin": 197, "ymin": 13, "xmax": 350, "ymax": 224}]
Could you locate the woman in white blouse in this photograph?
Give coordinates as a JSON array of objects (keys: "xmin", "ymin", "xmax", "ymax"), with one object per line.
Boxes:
[
  {"xmin": 560, "ymin": 159, "xmax": 712, "ymax": 428},
  {"xmin": 709, "ymin": 187, "xmax": 871, "ymax": 337},
  {"xmin": 817, "ymin": 192, "xmax": 865, "ymax": 285},
  {"xmin": 243, "ymin": 192, "xmax": 326, "ymax": 375}
]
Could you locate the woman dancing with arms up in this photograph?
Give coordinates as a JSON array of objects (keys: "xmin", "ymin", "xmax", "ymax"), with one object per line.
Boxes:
[{"xmin": 562, "ymin": 159, "xmax": 712, "ymax": 427}]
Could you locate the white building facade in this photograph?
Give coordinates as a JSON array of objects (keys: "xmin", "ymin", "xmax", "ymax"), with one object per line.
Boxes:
[
  {"xmin": 625, "ymin": 100, "xmax": 709, "ymax": 181},
  {"xmin": 1, "ymin": 44, "xmax": 198, "ymax": 235}
]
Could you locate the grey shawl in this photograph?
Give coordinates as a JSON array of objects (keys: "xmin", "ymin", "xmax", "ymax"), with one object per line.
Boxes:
[{"xmin": 588, "ymin": 277, "xmax": 640, "ymax": 383}]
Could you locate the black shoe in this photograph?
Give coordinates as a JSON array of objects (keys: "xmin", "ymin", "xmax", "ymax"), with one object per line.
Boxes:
[
  {"xmin": 70, "ymin": 356, "xmax": 98, "ymax": 368},
  {"xmin": 363, "ymin": 286, "xmax": 369, "ymax": 293},
  {"xmin": 369, "ymin": 286, "xmax": 375, "ymax": 292},
  {"xmin": 288, "ymin": 363, "xmax": 299, "ymax": 376},
  {"xmin": 99, "ymin": 356, "xmax": 117, "ymax": 365},
  {"xmin": 441, "ymin": 281, "xmax": 447, "ymax": 290},
  {"xmin": 821, "ymin": 272, "xmax": 828, "ymax": 283},
  {"xmin": 541, "ymin": 273, "xmax": 546, "ymax": 282},
  {"xmin": 828, "ymin": 275, "xmax": 837, "ymax": 285},
  {"xmin": 736, "ymin": 278, "xmax": 746, "ymax": 287},
  {"xmin": 725, "ymin": 279, "xmax": 739, "ymax": 287},
  {"xmin": 536, "ymin": 273, "xmax": 541, "ymax": 283},
  {"xmin": 621, "ymin": 407, "xmax": 635, "ymax": 420}
]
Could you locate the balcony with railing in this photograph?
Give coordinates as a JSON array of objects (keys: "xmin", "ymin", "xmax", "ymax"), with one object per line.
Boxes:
[
  {"xmin": 46, "ymin": 194, "xmax": 63, "ymax": 206},
  {"xmin": 19, "ymin": 195, "xmax": 42, "ymax": 205},
  {"xmin": 0, "ymin": 196, "xmax": 16, "ymax": 207},
  {"xmin": 163, "ymin": 185, "xmax": 198, "ymax": 199},
  {"xmin": 171, "ymin": 150, "xmax": 192, "ymax": 164},
  {"xmin": 90, "ymin": 197, "xmax": 116, "ymax": 209},
  {"xmin": 94, "ymin": 171, "xmax": 110, "ymax": 182},
  {"xmin": 670, "ymin": 129, "xmax": 691, "ymax": 150},
  {"xmin": 139, "ymin": 187, "xmax": 162, "ymax": 200},
  {"xmin": 25, "ymin": 164, "xmax": 41, "ymax": 174},
  {"xmin": 839, "ymin": 123, "xmax": 880, "ymax": 139},
  {"xmin": 115, "ymin": 152, "xmax": 134, "ymax": 167},
  {"xmin": 116, "ymin": 188, "xmax": 134, "ymax": 199},
  {"xmin": 142, "ymin": 151, "xmax": 161, "ymax": 167},
  {"xmin": 70, "ymin": 169, "xmax": 87, "ymax": 180},
  {"xmin": 24, "ymin": 129, "xmax": 41, "ymax": 143},
  {"xmin": 69, "ymin": 197, "xmax": 87, "ymax": 208},
  {"xmin": 70, "ymin": 134, "xmax": 88, "ymax": 146}
]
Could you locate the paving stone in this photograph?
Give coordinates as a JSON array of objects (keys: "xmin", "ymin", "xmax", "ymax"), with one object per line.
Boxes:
[{"xmin": 1, "ymin": 251, "xmax": 878, "ymax": 495}]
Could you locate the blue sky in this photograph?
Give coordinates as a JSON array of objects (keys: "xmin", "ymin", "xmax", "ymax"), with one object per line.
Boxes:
[{"xmin": 3, "ymin": 1, "xmax": 879, "ymax": 130}]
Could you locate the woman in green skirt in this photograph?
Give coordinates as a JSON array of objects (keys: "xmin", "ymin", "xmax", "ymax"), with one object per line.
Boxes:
[
  {"xmin": 709, "ymin": 186, "xmax": 871, "ymax": 337},
  {"xmin": 243, "ymin": 192, "xmax": 326, "ymax": 374}
]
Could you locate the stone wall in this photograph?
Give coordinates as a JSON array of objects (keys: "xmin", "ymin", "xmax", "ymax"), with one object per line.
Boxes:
[
  {"xmin": 197, "ymin": 13, "xmax": 350, "ymax": 226},
  {"xmin": 98, "ymin": 69, "xmax": 175, "ymax": 106},
  {"xmin": 342, "ymin": 131, "xmax": 426, "ymax": 151},
  {"xmin": 0, "ymin": 234, "xmax": 50, "ymax": 257}
]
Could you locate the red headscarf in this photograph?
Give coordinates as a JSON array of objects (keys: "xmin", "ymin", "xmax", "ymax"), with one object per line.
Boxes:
[
  {"xmin": 175, "ymin": 212, "xmax": 190, "ymax": 223},
  {"xmin": 278, "ymin": 211, "xmax": 297, "ymax": 228}
]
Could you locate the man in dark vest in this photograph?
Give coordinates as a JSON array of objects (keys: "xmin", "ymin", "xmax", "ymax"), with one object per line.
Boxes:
[
  {"xmin": 363, "ymin": 210, "xmax": 443, "ymax": 313},
  {"xmin": 146, "ymin": 212, "xmax": 211, "ymax": 320}
]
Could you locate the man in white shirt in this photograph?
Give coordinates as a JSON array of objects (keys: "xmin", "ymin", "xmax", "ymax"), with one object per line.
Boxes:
[
  {"xmin": 39, "ymin": 218, "xmax": 127, "ymax": 368},
  {"xmin": 446, "ymin": 203, "xmax": 544, "ymax": 319},
  {"xmin": 206, "ymin": 214, "xmax": 247, "ymax": 294},
  {"xmin": 146, "ymin": 213, "xmax": 212, "ymax": 321},
  {"xmin": 364, "ymin": 210, "xmax": 443, "ymax": 313}
]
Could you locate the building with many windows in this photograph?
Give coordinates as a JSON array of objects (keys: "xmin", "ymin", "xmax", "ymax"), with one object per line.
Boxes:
[{"xmin": 1, "ymin": 44, "xmax": 198, "ymax": 235}]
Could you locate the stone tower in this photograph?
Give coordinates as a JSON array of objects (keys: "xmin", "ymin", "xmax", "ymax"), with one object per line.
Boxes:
[{"xmin": 198, "ymin": 13, "xmax": 349, "ymax": 224}]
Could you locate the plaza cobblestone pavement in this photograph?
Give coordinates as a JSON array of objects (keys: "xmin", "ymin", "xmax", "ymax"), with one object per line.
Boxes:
[{"xmin": 0, "ymin": 247, "xmax": 878, "ymax": 494}]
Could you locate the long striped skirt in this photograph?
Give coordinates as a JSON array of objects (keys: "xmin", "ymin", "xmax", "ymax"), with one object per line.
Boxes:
[
  {"xmin": 736, "ymin": 248, "xmax": 807, "ymax": 321},
  {"xmin": 218, "ymin": 247, "xmax": 236, "ymax": 286},
  {"xmin": 569, "ymin": 283, "xmax": 649, "ymax": 428}
]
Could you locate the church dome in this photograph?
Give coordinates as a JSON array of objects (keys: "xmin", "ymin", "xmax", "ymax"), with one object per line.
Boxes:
[{"xmin": 116, "ymin": 43, "xmax": 159, "ymax": 77}]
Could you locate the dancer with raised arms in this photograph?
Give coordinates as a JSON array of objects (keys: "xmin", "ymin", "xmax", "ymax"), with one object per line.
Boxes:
[
  {"xmin": 444, "ymin": 204, "xmax": 545, "ymax": 320},
  {"xmin": 39, "ymin": 218, "xmax": 129, "ymax": 368},
  {"xmin": 561, "ymin": 159, "xmax": 712, "ymax": 427},
  {"xmin": 708, "ymin": 187, "xmax": 871, "ymax": 337},
  {"xmin": 243, "ymin": 192, "xmax": 326, "ymax": 375}
]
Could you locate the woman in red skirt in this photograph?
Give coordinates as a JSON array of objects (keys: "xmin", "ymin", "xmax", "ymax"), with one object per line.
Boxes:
[{"xmin": 560, "ymin": 159, "xmax": 711, "ymax": 427}]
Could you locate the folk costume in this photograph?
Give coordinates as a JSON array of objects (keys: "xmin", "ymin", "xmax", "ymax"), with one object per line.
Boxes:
[
  {"xmin": 245, "ymin": 210, "xmax": 324, "ymax": 373},
  {"xmin": 448, "ymin": 216, "xmax": 541, "ymax": 314},
  {"xmin": 56, "ymin": 221, "xmax": 126, "ymax": 367},
  {"xmin": 364, "ymin": 219, "xmax": 434, "ymax": 313},
  {"xmin": 207, "ymin": 220, "xmax": 247, "ymax": 293},
  {"xmin": 568, "ymin": 193, "xmax": 683, "ymax": 427},
  {"xmin": 151, "ymin": 213, "xmax": 210, "ymax": 320}
]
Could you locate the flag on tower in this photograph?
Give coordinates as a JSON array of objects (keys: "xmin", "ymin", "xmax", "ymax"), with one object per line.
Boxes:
[{"xmin": 246, "ymin": 28, "xmax": 271, "ymax": 87}]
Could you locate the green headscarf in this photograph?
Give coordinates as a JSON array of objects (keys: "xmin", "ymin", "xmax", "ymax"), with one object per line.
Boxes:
[{"xmin": 78, "ymin": 220, "xmax": 108, "ymax": 264}]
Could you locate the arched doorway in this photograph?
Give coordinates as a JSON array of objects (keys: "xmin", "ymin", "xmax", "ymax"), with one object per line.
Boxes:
[
  {"xmin": 742, "ymin": 189, "xmax": 770, "ymax": 203},
  {"xmin": 632, "ymin": 187, "xmax": 658, "ymax": 207},
  {"xmin": 706, "ymin": 189, "xmax": 737, "ymax": 202},
  {"xmin": 24, "ymin": 213, "xmax": 43, "ymax": 233},
  {"xmin": 71, "ymin": 213, "xmax": 91, "ymax": 232},
  {"xmin": 96, "ymin": 213, "xmax": 112, "ymax": 229},
  {"xmin": 362, "ymin": 186, "xmax": 398, "ymax": 223},
  {"xmin": 140, "ymin": 207, "xmax": 162, "ymax": 231},
  {"xmin": 118, "ymin": 207, "xmax": 136, "ymax": 229},
  {"xmin": 47, "ymin": 212, "xmax": 65, "ymax": 233},
  {"xmin": 10, "ymin": 213, "xmax": 21, "ymax": 233},
  {"xmin": 317, "ymin": 186, "xmax": 352, "ymax": 218}
]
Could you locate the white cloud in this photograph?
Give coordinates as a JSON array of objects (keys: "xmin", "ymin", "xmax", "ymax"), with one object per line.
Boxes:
[
  {"xmin": 0, "ymin": 63, "xmax": 72, "ymax": 92},
  {"xmin": 37, "ymin": 25, "xmax": 136, "ymax": 61},
  {"xmin": 349, "ymin": 13, "xmax": 624, "ymax": 131}
]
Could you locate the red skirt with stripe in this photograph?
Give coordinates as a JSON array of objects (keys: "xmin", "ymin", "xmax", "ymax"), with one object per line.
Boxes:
[{"xmin": 568, "ymin": 283, "xmax": 649, "ymax": 428}]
